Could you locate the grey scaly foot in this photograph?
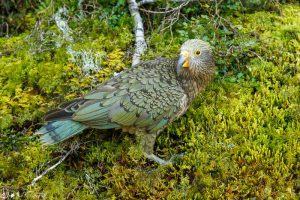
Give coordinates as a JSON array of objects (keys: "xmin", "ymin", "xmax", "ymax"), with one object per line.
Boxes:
[
  {"xmin": 144, "ymin": 153, "xmax": 168, "ymax": 165},
  {"xmin": 144, "ymin": 152, "xmax": 185, "ymax": 165}
]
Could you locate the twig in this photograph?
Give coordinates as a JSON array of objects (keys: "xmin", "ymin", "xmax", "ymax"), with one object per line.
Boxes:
[
  {"xmin": 137, "ymin": 0, "xmax": 155, "ymax": 6},
  {"xmin": 31, "ymin": 146, "xmax": 76, "ymax": 186},
  {"xmin": 0, "ymin": 22, "xmax": 9, "ymax": 37},
  {"xmin": 138, "ymin": 0, "xmax": 196, "ymax": 7},
  {"xmin": 139, "ymin": 0, "xmax": 191, "ymax": 33},
  {"xmin": 85, "ymin": 173, "xmax": 99, "ymax": 196},
  {"xmin": 159, "ymin": 8, "xmax": 181, "ymax": 32},
  {"xmin": 139, "ymin": 0, "xmax": 190, "ymax": 14},
  {"xmin": 128, "ymin": 0, "xmax": 193, "ymax": 66},
  {"xmin": 249, "ymin": 50, "xmax": 265, "ymax": 63},
  {"xmin": 30, "ymin": 139, "xmax": 104, "ymax": 187},
  {"xmin": 128, "ymin": 0, "xmax": 147, "ymax": 66}
]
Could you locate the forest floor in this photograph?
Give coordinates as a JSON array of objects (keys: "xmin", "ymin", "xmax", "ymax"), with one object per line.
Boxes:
[{"xmin": 0, "ymin": 1, "xmax": 299, "ymax": 199}]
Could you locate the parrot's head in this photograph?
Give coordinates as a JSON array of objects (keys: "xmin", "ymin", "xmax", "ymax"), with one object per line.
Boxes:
[{"xmin": 177, "ymin": 39, "xmax": 215, "ymax": 77}]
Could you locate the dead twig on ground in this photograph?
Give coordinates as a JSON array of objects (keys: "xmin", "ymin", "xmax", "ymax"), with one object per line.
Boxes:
[{"xmin": 31, "ymin": 142, "xmax": 80, "ymax": 186}]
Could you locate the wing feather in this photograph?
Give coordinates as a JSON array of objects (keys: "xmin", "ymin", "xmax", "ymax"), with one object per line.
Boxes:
[{"xmin": 47, "ymin": 58, "xmax": 187, "ymax": 132}]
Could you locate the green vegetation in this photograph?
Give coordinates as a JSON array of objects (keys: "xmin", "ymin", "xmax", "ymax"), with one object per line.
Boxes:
[{"xmin": 0, "ymin": 1, "xmax": 299, "ymax": 199}]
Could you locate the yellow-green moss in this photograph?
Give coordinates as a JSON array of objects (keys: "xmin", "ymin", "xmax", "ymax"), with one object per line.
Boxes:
[{"xmin": 0, "ymin": 2, "xmax": 299, "ymax": 199}]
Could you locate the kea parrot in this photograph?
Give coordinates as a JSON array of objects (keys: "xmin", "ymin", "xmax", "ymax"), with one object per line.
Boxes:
[{"xmin": 36, "ymin": 39, "xmax": 215, "ymax": 164}]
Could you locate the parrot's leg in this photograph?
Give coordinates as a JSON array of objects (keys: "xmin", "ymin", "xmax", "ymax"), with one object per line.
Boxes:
[{"xmin": 137, "ymin": 131, "xmax": 183, "ymax": 165}]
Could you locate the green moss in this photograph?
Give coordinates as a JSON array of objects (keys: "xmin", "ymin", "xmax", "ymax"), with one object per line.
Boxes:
[{"xmin": 0, "ymin": 1, "xmax": 299, "ymax": 199}]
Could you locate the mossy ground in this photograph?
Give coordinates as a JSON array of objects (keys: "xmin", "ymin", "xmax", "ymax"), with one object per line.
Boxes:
[{"xmin": 0, "ymin": 1, "xmax": 299, "ymax": 199}]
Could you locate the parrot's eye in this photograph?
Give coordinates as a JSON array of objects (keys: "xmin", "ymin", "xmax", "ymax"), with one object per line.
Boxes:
[{"xmin": 194, "ymin": 50, "xmax": 201, "ymax": 56}]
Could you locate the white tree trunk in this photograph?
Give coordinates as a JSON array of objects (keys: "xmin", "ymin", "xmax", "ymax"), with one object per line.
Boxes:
[{"xmin": 128, "ymin": 0, "xmax": 147, "ymax": 66}]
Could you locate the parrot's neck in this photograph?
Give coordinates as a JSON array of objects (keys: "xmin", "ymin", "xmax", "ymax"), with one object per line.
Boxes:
[{"xmin": 179, "ymin": 70, "xmax": 214, "ymax": 104}]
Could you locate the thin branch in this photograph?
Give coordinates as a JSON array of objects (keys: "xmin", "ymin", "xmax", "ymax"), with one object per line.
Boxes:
[
  {"xmin": 0, "ymin": 22, "xmax": 9, "ymax": 37},
  {"xmin": 128, "ymin": 0, "xmax": 193, "ymax": 66},
  {"xmin": 159, "ymin": 8, "xmax": 181, "ymax": 32},
  {"xmin": 30, "ymin": 139, "xmax": 105, "ymax": 187},
  {"xmin": 137, "ymin": 0, "xmax": 155, "ymax": 7},
  {"xmin": 140, "ymin": 0, "xmax": 191, "ymax": 34},
  {"xmin": 249, "ymin": 50, "xmax": 266, "ymax": 63},
  {"xmin": 31, "ymin": 145, "xmax": 77, "ymax": 186},
  {"xmin": 139, "ymin": 0, "xmax": 190, "ymax": 14},
  {"xmin": 128, "ymin": 0, "xmax": 147, "ymax": 66},
  {"xmin": 138, "ymin": 0, "xmax": 196, "ymax": 6}
]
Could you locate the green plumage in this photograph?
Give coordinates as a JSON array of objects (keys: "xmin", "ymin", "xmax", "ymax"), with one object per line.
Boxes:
[{"xmin": 36, "ymin": 39, "xmax": 215, "ymax": 161}]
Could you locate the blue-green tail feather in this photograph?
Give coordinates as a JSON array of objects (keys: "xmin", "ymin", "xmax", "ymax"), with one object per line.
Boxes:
[{"xmin": 36, "ymin": 120, "xmax": 87, "ymax": 145}]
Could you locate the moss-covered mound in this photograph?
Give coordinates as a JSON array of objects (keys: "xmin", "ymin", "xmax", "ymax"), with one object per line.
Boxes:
[{"xmin": 0, "ymin": 1, "xmax": 299, "ymax": 199}]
